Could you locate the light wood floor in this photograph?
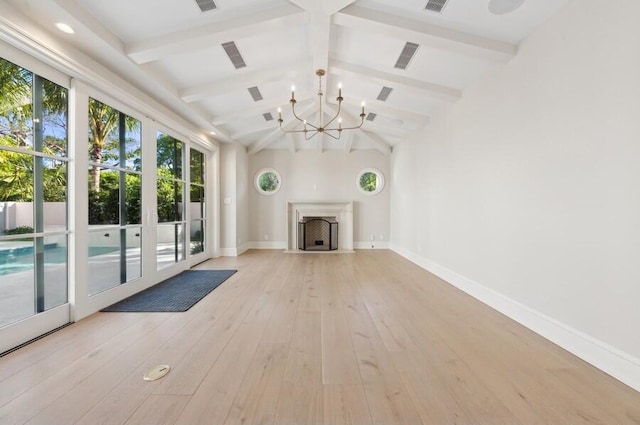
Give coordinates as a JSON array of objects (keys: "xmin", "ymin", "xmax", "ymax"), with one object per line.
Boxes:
[{"xmin": 1, "ymin": 250, "xmax": 639, "ymax": 425}]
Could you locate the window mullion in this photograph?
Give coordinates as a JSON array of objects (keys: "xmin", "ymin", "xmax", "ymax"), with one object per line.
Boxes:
[{"xmin": 33, "ymin": 74, "xmax": 45, "ymax": 313}]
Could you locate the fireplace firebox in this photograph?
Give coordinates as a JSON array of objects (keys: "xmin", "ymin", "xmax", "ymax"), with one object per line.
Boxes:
[{"xmin": 297, "ymin": 217, "xmax": 338, "ymax": 251}]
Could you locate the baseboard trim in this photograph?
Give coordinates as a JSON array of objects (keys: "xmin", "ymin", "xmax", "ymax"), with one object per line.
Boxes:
[
  {"xmin": 354, "ymin": 242, "xmax": 390, "ymax": 249},
  {"xmin": 249, "ymin": 241, "xmax": 286, "ymax": 250},
  {"xmin": 390, "ymin": 244, "xmax": 640, "ymax": 392}
]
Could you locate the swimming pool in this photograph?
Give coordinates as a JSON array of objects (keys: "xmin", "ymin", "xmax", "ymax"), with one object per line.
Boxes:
[{"xmin": 0, "ymin": 244, "xmax": 119, "ymax": 275}]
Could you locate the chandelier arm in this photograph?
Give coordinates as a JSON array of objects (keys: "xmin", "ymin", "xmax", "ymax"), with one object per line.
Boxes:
[
  {"xmin": 304, "ymin": 130, "xmax": 319, "ymax": 141},
  {"xmin": 281, "ymin": 129, "xmax": 315, "ymax": 134},
  {"xmin": 327, "ymin": 114, "xmax": 365, "ymax": 131},
  {"xmin": 324, "ymin": 130, "xmax": 341, "ymax": 140},
  {"xmin": 290, "ymin": 105, "xmax": 318, "ymax": 130},
  {"xmin": 323, "ymin": 101, "xmax": 342, "ymax": 129}
]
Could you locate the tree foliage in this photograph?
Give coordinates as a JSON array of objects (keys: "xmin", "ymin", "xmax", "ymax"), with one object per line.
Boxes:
[
  {"xmin": 359, "ymin": 172, "xmax": 378, "ymax": 192},
  {"xmin": 258, "ymin": 171, "xmax": 280, "ymax": 192}
]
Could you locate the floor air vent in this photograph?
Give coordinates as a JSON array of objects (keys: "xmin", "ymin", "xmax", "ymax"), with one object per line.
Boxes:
[
  {"xmin": 366, "ymin": 113, "xmax": 377, "ymax": 121},
  {"xmin": 425, "ymin": 0, "xmax": 448, "ymax": 13},
  {"xmin": 263, "ymin": 112, "xmax": 274, "ymax": 121},
  {"xmin": 196, "ymin": 0, "xmax": 217, "ymax": 12}
]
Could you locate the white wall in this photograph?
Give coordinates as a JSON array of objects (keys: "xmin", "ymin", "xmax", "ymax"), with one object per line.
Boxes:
[
  {"xmin": 220, "ymin": 144, "xmax": 250, "ymax": 254},
  {"xmin": 249, "ymin": 149, "xmax": 390, "ymax": 248},
  {"xmin": 390, "ymin": 0, "xmax": 640, "ymax": 390},
  {"xmin": 236, "ymin": 145, "xmax": 250, "ymax": 249}
]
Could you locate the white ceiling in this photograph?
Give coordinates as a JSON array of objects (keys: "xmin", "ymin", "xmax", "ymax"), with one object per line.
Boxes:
[{"xmin": 6, "ymin": 0, "xmax": 569, "ymax": 154}]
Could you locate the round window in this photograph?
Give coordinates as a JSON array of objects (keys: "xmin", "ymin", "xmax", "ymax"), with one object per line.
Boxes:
[
  {"xmin": 357, "ymin": 168, "xmax": 384, "ymax": 195},
  {"xmin": 254, "ymin": 168, "xmax": 282, "ymax": 195}
]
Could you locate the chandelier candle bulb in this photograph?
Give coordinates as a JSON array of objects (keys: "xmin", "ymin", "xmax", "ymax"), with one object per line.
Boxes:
[{"xmin": 291, "ymin": 86, "xmax": 295, "ymax": 100}]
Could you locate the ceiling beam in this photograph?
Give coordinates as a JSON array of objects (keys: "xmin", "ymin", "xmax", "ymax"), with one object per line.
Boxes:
[
  {"xmin": 180, "ymin": 64, "xmax": 307, "ymax": 103},
  {"xmin": 330, "ymin": 59, "xmax": 462, "ymax": 102},
  {"xmin": 54, "ymin": 0, "xmax": 126, "ymax": 55},
  {"xmin": 325, "ymin": 105, "xmax": 391, "ymax": 155},
  {"xmin": 127, "ymin": 4, "xmax": 308, "ymax": 64},
  {"xmin": 231, "ymin": 122, "xmax": 275, "ymax": 140},
  {"xmin": 360, "ymin": 120, "xmax": 411, "ymax": 138},
  {"xmin": 287, "ymin": 133, "xmax": 297, "ymax": 153},
  {"xmin": 342, "ymin": 130, "xmax": 353, "ymax": 154},
  {"xmin": 358, "ymin": 130, "xmax": 392, "ymax": 155},
  {"xmin": 316, "ymin": 135, "xmax": 324, "ymax": 153},
  {"xmin": 248, "ymin": 103, "xmax": 316, "ymax": 154},
  {"xmin": 287, "ymin": 0, "xmax": 356, "ymax": 74},
  {"xmin": 328, "ymin": 98, "xmax": 429, "ymax": 125},
  {"xmin": 334, "ymin": 5, "xmax": 516, "ymax": 64},
  {"xmin": 212, "ymin": 96, "xmax": 313, "ymax": 126},
  {"xmin": 288, "ymin": 0, "xmax": 355, "ymax": 15}
]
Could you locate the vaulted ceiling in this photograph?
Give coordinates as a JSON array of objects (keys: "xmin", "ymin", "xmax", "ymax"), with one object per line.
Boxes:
[{"xmin": 4, "ymin": 0, "xmax": 568, "ymax": 154}]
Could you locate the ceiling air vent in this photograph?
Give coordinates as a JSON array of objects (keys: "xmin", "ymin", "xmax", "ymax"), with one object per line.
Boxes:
[
  {"xmin": 196, "ymin": 0, "xmax": 217, "ymax": 12},
  {"xmin": 222, "ymin": 41, "xmax": 246, "ymax": 69},
  {"xmin": 263, "ymin": 112, "xmax": 274, "ymax": 121},
  {"xmin": 377, "ymin": 86, "xmax": 393, "ymax": 102},
  {"xmin": 248, "ymin": 86, "xmax": 263, "ymax": 101},
  {"xmin": 366, "ymin": 113, "xmax": 377, "ymax": 121},
  {"xmin": 394, "ymin": 42, "xmax": 419, "ymax": 70},
  {"xmin": 425, "ymin": 0, "xmax": 448, "ymax": 13}
]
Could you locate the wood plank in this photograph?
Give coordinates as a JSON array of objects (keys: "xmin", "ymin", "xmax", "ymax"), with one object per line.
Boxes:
[
  {"xmin": 323, "ymin": 384, "xmax": 373, "ymax": 425},
  {"xmin": 151, "ymin": 255, "xmax": 271, "ymax": 396},
  {"xmin": 125, "ymin": 395, "xmax": 190, "ymax": 425},
  {"xmin": 173, "ymin": 255, "xmax": 294, "ymax": 424},
  {"xmin": 0, "ymin": 313, "xmax": 166, "ymax": 425},
  {"xmin": 223, "ymin": 343, "xmax": 289, "ymax": 425},
  {"xmin": 320, "ymin": 255, "xmax": 362, "ymax": 385},
  {"xmin": 0, "ymin": 312, "xmax": 140, "ymax": 408},
  {"xmin": 73, "ymin": 263, "xmax": 249, "ymax": 425},
  {"xmin": 0, "ymin": 250, "xmax": 637, "ymax": 425},
  {"xmin": 340, "ymin": 257, "xmax": 423, "ymax": 425}
]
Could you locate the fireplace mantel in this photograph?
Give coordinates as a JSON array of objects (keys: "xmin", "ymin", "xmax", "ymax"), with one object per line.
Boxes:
[{"xmin": 286, "ymin": 200, "xmax": 354, "ymax": 252}]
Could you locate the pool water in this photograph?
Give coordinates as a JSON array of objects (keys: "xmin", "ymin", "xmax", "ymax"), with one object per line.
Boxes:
[{"xmin": 0, "ymin": 245, "xmax": 119, "ymax": 275}]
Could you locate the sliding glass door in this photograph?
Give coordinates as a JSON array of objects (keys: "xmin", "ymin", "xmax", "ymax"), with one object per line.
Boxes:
[
  {"xmin": 156, "ymin": 132, "xmax": 186, "ymax": 270},
  {"xmin": 87, "ymin": 98, "xmax": 142, "ymax": 295},
  {"xmin": 0, "ymin": 56, "xmax": 70, "ymax": 334}
]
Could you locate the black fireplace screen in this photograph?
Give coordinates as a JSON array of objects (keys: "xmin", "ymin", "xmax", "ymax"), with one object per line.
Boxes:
[{"xmin": 297, "ymin": 217, "xmax": 338, "ymax": 251}]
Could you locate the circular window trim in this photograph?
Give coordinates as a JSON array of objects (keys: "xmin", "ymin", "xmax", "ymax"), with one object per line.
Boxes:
[
  {"xmin": 254, "ymin": 168, "xmax": 282, "ymax": 195},
  {"xmin": 356, "ymin": 168, "xmax": 385, "ymax": 196}
]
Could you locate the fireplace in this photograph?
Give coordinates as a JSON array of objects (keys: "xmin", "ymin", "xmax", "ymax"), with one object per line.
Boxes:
[
  {"xmin": 286, "ymin": 201, "xmax": 353, "ymax": 252},
  {"xmin": 297, "ymin": 217, "xmax": 338, "ymax": 251}
]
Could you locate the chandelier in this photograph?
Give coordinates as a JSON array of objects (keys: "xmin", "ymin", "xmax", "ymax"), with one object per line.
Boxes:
[{"xmin": 277, "ymin": 69, "xmax": 365, "ymax": 140}]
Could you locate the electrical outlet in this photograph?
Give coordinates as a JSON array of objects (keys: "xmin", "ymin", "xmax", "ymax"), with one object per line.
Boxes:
[
  {"xmin": 264, "ymin": 234, "xmax": 269, "ymax": 240},
  {"xmin": 370, "ymin": 234, "xmax": 375, "ymax": 241},
  {"xmin": 379, "ymin": 234, "xmax": 384, "ymax": 241}
]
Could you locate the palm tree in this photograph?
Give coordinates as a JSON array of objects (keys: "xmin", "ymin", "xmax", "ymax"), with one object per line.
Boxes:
[{"xmin": 0, "ymin": 57, "xmax": 33, "ymax": 147}]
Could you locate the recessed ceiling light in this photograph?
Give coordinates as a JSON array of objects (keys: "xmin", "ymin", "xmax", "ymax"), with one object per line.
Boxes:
[
  {"xmin": 209, "ymin": 131, "xmax": 216, "ymax": 136},
  {"xmin": 55, "ymin": 23, "xmax": 75, "ymax": 34},
  {"xmin": 488, "ymin": 0, "xmax": 525, "ymax": 15}
]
